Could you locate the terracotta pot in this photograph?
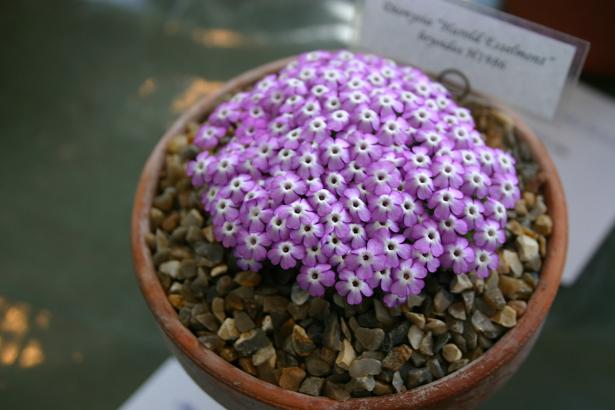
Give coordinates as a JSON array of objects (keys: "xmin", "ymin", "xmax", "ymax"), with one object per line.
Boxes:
[{"xmin": 132, "ymin": 56, "xmax": 568, "ymax": 409}]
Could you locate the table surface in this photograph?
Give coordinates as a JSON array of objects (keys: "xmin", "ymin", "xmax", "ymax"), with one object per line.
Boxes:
[{"xmin": 1, "ymin": 1, "xmax": 614, "ymax": 409}]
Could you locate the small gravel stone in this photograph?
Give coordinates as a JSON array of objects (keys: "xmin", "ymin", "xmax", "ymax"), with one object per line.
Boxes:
[
  {"xmin": 261, "ymin": 315, "xmax": 274, "ymax": 332},
  {"xmin": 252, "ymin": 344, "xmax": 276, "ymax": 366},
  {"xmin": 349, "ymin": 358, "xmax": 382, "ymax": 378},
  {"xmin": 448, "ymin": 302, "xmax": 467, "ymax": 320},
  {"xmin": 335, "ymin": 339, "xmax": 356, "ymax": 370},
  {"xmin": 263, "ymin": 296, "xmax": 289, "ymax": 314},
  {"xmin": 210, "ymin": 264, "xmax": 228, "ymax": 278},
  {"xmin": 234, "ymin": 311, "xmax": 256, "ymax": 333},
  {"xmin": 373, "ymin": 300, "xmax": 394, "ymax": 327},
  {"xmin": 217, "ymin": 318, "xmax": 239, "ymax": 341},
  {"xmin": 211, "ymin": 297, "xmax": 225, "ymax": 322},
  {"xmin": 308, "ymin": 298, "xmax": 330, "ymax": 321},
  {"xmin": 491, "ymin": 306, "xmax": 518, "ymax": 328},
  {"xmin": 501, "ymin": 250, "xmax": 524, "ymax": 277},
  {"xmin": 392, "ymin": 371, "xmax": 406, "ymax": 393},
  {"xmin": 470, "ymin": 310, "xmax": 498, "ymax": 334},
  {"xmin": 442, "ymin": 343, "xmax": 463, "ymax": 363},
  {"xmin": 290, "ymin": 283, "xmax": 310, "ymax": 306},
  {"xmin": 382, "ymin": 344, "xmax": 413, "ymax": 371},
  {"xmin": 181, "ymin": 209, "xmax": 204, "ymax": 228},
  {"xmin": 426, "ymin": 318, "xmax": 448, "ymax": 336},
  {"xmin": 159, "ymin": 260, "xmax": 181, "ymax": 278},
  {"xmin": 195, "ymin": 312, "xmax": 219, "ymax": 332},
  {"xmin": 323, "ymin": 381, "xmax": 350, "ymax": 401},
  {"xmin": 534, "ymin": 214, "xmax": 553, "ymax": 236},
  {"xmin": 419, "ymin": 332, "xmax": 434, "ymax": 356},
  {"xmin": 291, "ymin": 325, "xmax": 316, "ymax": 357},
  {"xmin": 427, "ymin": 358, "xmax": 445, "ymax": 379},
  {"xmin": 448, "ymin": 358, "xmax": 470, "ymax": 373},
  {"xmin": 407, "ymin": 325, "xmax": 424, "ymax": 350},
  {"xmin": 433, "ymin": 289, "xmax": 454, "ymax": 312},
  {"xmin": 193, "ymin": 242, "xmax": 224, "ymax": 264},
  {"xmin": 450, "ymin": 274, "xmax": 473, "ymax": 293},
  {"xmin": 462, "ymin": 290, "xmax": 475, "ymax": 312},
  {"xmin": 406, "ymin": 368, "xmax": 432, "ymax": 388},
  {"xmin": 373, "ymin": 380, "xmax": 394, "ymax": 396},
  {"xmin": 299, "ymin": 377, "xmax": 325, "ymax": 396},
  {"xmin": 305, "ymin": 352, "xmax": 331, "ymax": 376},
  {"xmin": 346, "ymin": 375, "xmax": 376, "ymax": 393},
  {"xmin": 278, "ymin": 367, "xmax": 306, "ymax": 391},
  {"xmin": 198, "ymin": 335, "xmax": 224, "ymax": 350},
  {"xmin": 507, "ymin": 300, "xmax": 528, "ymax": 317},
  {"xmin": 484, "ymin": 283, "xmax": 507, "ymax": 310},
  {"xmin": 516, "ymin": 235, "xmax": 539, "ymax": 262},
  {"xmin": 499, "ymin": 275, "xmax": 533, "ymax": 299},
  {"xmin": 354, "ymin": 327, "xmax": 385, "ymax": 351},
  {"xmin": 323, "ymin": 313, "xmax": 342, "ymax": 351},
  {"xmin": 404, "ymin": 311, "xmax": 426, "ymax": 329},
  {"xmin": 234, "ymin": 271, "xmax": 261, "ymax": 287}
]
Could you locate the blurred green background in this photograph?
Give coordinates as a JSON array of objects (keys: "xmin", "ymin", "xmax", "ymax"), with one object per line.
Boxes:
[{"xmin": 0, "ymin": 1, "xmax": 613, "ymax": 409}]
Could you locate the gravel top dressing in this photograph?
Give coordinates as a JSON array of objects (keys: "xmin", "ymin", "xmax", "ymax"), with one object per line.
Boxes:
[{"xmin": 144, "ymin": 51, "xmax": 552, "ymax": 400}]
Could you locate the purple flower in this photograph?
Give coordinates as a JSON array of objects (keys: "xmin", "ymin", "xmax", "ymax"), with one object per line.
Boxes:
[
  {"xmin": 290, "ymin": 220, "xmax": 324, "ymax": 247},
  {"xmin": 323, "ymin": 171, "xmax": 347, "ymax": 195},
  {"xmin": 304, "ymin": 244, "xmax": 327, "ymax": 266},
  {"xmin": 266, "ymin": 214, "xmax": 289, "ymax": 242},
  {"xmin": 268, "ymin": 240, "xmax": 305, "ymax": 269},
  {"xmin": 211, "ymin": 198, "xmax": 239, "ymax": 226},
  {"xmin": 348, "ymin": 241, "xmax": 385, "ymax": 279},
  {"xmin": 431, "ymin": 156, "xmax": 463, "ymax": 189},
  {"xmin": 335, "ymin": 270, "xmax": 373, "ymax": 305},
  {"xmin": 413, "ymin": 249, "xmax": 441, "ymax": 273},
  {"xmin": 368, "ymin": 192, "xmax": 402, "ymax": 222},
  {"xmin": 489, "ymin": 175, "xmax": 520, "ymax": 208},
  {"xmin": 399, "ymin": 193, "xmax": 424, "ymax": 227},
  {"xmin": 195, "ymin": 124, "xmax": 225, "ymax": 149},
  {"xmin": 215, "ymin": 220, "xmax": 240, "ymax": 247},
  {"xmin": 350, "ymin": 134, "xmax": 382, "ymax": 166},
  {"xmin": 441, "ymin": 238, "xmax": 475, "ymax": 274},
  {"xmin": 297, "ymin": 264, "xmax": 336, "ymax": 297},
  {"xmin": 221, "ymin": 174, "xmax": 255, "ymax": 204},
  {"xmin": 461, "ymin": 199, "xmax": 485, "ymax": 230},
  {"xmin": 322, "ymin": 232, "xmax": 349, "ymax": 257},
  {"xmin": 378, "ymin": 116, "xmax": 408, "ymax": 145},
  {"xmin": 320, "ymin": 138, "xmax": 349, "ymax": 171},
  {"xmin": 347, "ymin": 223, "xmax": 367, "ymax": 249},
  {"xmin": 438, "ymin": 214, "xmax": 468, "ymax": 244},
  {"xmin": 236, "ymin": 231, "xmax": 271, "ymax": 261},
  {"xmin": 365, "ymin": 161, "xmax": 400, "ymax": 195},
  {"xmin": 484, "ymin": 198, "xmax": 507, "ymax": 227},
  {"xmin": 406, "ymin": 168, "xmax": 433, "ymax": 200},
  {"xmin": 390, "ymin": 260, "xmax": 427, "ymax": 297},
  {"xmin": 320, "ymin": 204, "xmax": 348, "ymax": 237},
  {"xmin": 309, "ymin": 188, "xmax": 336, "ymax": 216},
  {"xmin": 375, "ymin": 234, "xmax": 412, "ymax": 268},
  {"xmin": 269, "ymin": 172, "xmax": 307, "ymax": 204},
  {"xmin": 411, "ymin": 219, "xmax": 443, "ymax": 257},
  {"xmin": 428, "ymin": 188, "xmax": 464, "ymax": 220},
  {"xmin": 460, "ymin": 167, "xmax": 490, "ymax": 198},
  {"xmin": 367, "ymin": 268, "xmax": 392, "ymax": 292},
  {"xmin": 474, "ymin": 220, "xmax": 505, "ymax": 251},
  {"xmin": 277, "ymin": 199, "xmax": 316, "ymax": 230},
  {"xmin": 474, "ymin": 248, "xmax": 498, "ymax": 278},
  {"xmin": 343, "ymin": 188, "xmax": 370, "ymax": 222}
]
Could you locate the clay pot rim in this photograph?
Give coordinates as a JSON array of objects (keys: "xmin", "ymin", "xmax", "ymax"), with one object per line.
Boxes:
[{"xmin": 131, "ymin": 55, "xmax": 567, "ymax": 409}]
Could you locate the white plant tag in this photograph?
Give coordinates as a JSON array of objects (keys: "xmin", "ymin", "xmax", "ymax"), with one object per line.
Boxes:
[{"xmin": 355, "ymin": 0, "xmax": 589, "ymax": 118}]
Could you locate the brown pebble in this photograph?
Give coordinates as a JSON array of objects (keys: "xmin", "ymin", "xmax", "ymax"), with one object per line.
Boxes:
[
  {"xmin": 161, "ymin": 212, "xmax": 180, "ymax": 232},
  {"xmin": 278, "ymin": 367, "xmax": 306, "ymax": 391},
  {"xmin": 382, "ymin": 344, "xmax": 413, "ymax": 371},
  {"xmin": 202, "ymin": 225, "xmax": 216, "ymax": 242},
  {"xmin": 499, "ymin": 275, "xmax": 533, "ymax": 299},
  {"xmin": 323, "ymin": 381, "xmax": 350, "ymax": 401},
  {"xmin": 507, "ymin": 300, "xmax": 527, "ymax": 317},
  {"xmin": 210, "ymin": 264, "xmax": 228, "ymax": 277},
  {"xmin": 291, "ymin": 325, "xmax": 316, "ymax": 357},
  {"xmin": 442, "ymin": 343, "xmax": 463, "ymax": 363},
  {"xmin": 534, "ymin": 214, "xmax": 553, "ymax": 236},
  {"xmin": 335, "ymin": 339, "xmax": 356, "ymax": 370},
  {"xmin": 234, "ymin": 271, "xmax": 262, "ymax": 287},
  {"xmin": 239, "ymin": 357, "xmax": 257, "ymax": 376},
  {"xmin": 491, "ymin": 306, "xmax": 517, "ymax": 328},
  {"xmin": 168, "ymin": 294, "xmax": 183, "ymax": 309}
]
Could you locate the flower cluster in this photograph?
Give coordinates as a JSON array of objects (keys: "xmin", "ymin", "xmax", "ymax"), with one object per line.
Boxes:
[{"xmin": 187, "ymin": 50, "xmax": 520, "ymax": 307}]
